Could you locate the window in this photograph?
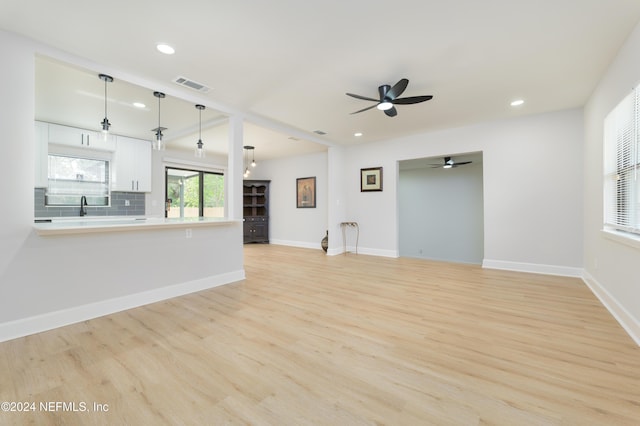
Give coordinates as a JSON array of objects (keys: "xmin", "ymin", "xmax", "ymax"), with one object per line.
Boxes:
[
  {"xmin": 46, "ymin": 154, "xmax": 110, "ymax": 206},
  {"xmin": 604, "ymin": 88, "xmax": 640, "ymax": 236},
  {"xmin": 165, "ymin": 167, "xmax": 224, "ymax": 218}
]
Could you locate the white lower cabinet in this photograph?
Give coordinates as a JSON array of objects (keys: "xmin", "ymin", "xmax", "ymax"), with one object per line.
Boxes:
[{"xmin": 112, "ymin": 136, "xmax": 152, "ymax": 192}]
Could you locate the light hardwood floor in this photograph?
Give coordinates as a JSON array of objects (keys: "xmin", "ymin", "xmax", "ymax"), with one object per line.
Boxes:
[{"xmin": 1, "ymin": 245, "xmax": 639, "ymax": 425}]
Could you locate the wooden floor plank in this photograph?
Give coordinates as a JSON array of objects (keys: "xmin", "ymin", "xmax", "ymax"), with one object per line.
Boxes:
[{"xmin": 0, "ymin": 244, "xmax": 639, "ymax": 425}]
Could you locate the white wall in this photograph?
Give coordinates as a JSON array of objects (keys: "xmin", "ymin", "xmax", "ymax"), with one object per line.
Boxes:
[
  {"xmin": 399, "ymin": 162, "xmax": 484, "ymax": 264},
  {"xmin": 583, "ymin": 20, "xmax": 640, "ymax": 342},
  {"xmin": 250, "ymin": 151, "xmax": 328, "ymax": 248},
  {"xmin": 0, "ymin": 31, "xmax": 245, "ymax": 342},
  {"xmin": 343, "ymin": 109, "xmax": 584, "ymax": 274}
]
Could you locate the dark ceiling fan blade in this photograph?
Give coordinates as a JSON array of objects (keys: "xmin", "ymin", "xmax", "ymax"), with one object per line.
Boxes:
[
  {"xmin": 350, "ymin": 104, "xmax": 378, "ymax": 114},
  {"xmin": 392, "ymin": 95, "xmax": 433, "ymax": 105},
  {"xmin": 385, "ymin": 78, "xmax": 409, "ymax": 100},
  {"xmin": 384, "ymin": 106, "xmax": 398, "ymax": 117},
  {"xmin": 346, "ymin": 92, "xmax": 379, "ymax": 102},
  {"xmin": 454, "ymin": 161, "xmax": 472, "ymax": 165}
]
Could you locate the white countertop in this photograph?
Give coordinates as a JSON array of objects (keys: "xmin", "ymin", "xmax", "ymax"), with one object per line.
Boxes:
[{"xmin": 33, "ymin": 216, "xmax": 242, "ymax": 236}]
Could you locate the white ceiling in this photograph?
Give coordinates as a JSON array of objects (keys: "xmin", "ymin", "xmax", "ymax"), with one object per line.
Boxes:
[{"xmin": 3, "ymin": 0, "xmax": 640, "ymax": 159}]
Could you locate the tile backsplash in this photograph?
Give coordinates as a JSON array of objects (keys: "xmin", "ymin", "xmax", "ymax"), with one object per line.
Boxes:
[{"xmin": 34, "ymin": 188, "xmax": 145, "ymax": 218}]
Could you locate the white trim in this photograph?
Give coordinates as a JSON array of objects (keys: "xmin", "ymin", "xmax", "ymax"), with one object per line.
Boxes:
[
  {"xmin": 0, "ymin": 270, "xmax": 245, "ymax": 343},
  {"xmin": 326, "ymin": 247, "xmax": 343, "ymax": 256},
  {"xmin": 163, "ymin": 156, "xmax": 227, "ymax": 174},
  {"xmin": 482, "ymin": 259, "xmax": 582, "ymax": 277},
  {"xmin": 601, "ymin": 228, "xmax": 640, "ymax": 250},
  {"xmin": 270, "ymin": 239, "xmax": 321, "ymax": 250},
  {"xmin": 270, "ymin": 240, "xmax": 398, "ymax": 258},
  {"xmin": 353, "ymin": 247, "xmax": 398, "ymax": 258},
  {"xmin": 582, "ymin": 271, "xmax": 640, "ymax": 346}
]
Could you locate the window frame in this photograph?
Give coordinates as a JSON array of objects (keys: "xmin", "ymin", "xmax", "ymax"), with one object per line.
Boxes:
[
  {"xmin": 603, "ymin": 87, "xmax": 640, "ymax": 238},
  {"xmin": 45, "ymin": 153, "xmax": 111, "ymax": 207},
  {"xmin": 164, "ymin": 166, "xmax": 225, "ymax": 218}
]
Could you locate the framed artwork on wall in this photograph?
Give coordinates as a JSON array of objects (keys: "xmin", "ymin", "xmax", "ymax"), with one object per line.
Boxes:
[
  {"xmin": 296, "ymin": 176, "xmax": 316, "ymax": 208},
  {"xmin": 361, "ymin": 167, "xmax": 383, "ymax": 192}
]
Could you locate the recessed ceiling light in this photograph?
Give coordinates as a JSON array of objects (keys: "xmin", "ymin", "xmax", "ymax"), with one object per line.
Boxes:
[
  {"xmin": 156, "ymin": 43, "xmax": 175, "ymax": 55},
  {"xmin": 510, "ymin": 99, "xmax": 525, "ymax": 107},
  {"xmin": 133, "ymin": 102, "xmax": 146, "ymax": 108},
  {"xmin": 354, "ymin": 132, "xmax": 363, "ymax": 137}
]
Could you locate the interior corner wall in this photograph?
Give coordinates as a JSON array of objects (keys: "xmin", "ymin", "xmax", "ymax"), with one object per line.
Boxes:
[
  {"xmin": 583, "ymin": 19, "xmax": 640, "ymax": 338},
  {"xmin": 399, "ymin": 162, "xmax": 484, "ymax": 264},
  {"xmin": 249, "ymin": 151, "xmax": 328, "ymax": 249},
  {"xmin": 343, "ymin": 108, "xmax": 584, "ymax": 271}
]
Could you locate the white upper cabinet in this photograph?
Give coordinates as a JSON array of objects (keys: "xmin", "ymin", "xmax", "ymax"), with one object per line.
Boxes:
[
  {"xmin": 48, "ymin": 123, "xmax": 116, "ymax": 151},
  {"xmin": 112, "ymin": 136, "xmax": 152, "ymax": 192}
]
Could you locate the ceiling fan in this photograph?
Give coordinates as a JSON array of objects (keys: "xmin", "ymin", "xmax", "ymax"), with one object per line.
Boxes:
[
  {"xmin": 430, "ymin": 157, "xmax": 472, "ymax": 169},
  {"xmin": 346, "ymin": 78, "xmax": 433, "ymax": 117}
]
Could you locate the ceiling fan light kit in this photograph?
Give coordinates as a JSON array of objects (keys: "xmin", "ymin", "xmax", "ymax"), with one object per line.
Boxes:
[{"xmin": 347, "ymin": 78, "xmax": 433, "ymax": 117}]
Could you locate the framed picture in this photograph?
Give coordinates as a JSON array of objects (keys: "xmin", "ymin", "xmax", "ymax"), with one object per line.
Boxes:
[
  {"xmin": 296, "ymin": 176, "xmax": 316, "ymax": 208},
  {"xmin": 361, "ymin": 167, "xmax": 383, "ymax": 192}
]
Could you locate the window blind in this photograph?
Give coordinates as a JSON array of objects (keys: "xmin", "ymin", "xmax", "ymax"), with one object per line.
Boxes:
[{"xmin": 604, "ymin": 89, "xmax": 640, "ymax": 235}]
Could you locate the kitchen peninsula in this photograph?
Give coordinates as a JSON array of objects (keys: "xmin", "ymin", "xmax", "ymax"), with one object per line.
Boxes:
[{"xmin": 33, "ymin": 216, "xmax": 241, "ymax": 236}]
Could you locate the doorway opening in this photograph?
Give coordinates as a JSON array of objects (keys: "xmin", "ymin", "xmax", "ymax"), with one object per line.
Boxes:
[
  {"xmin": 165, "ymin": 167, "xmax": 224, "ymax": 218},
  {"xmin": 398, "ymin": 152, "xmax": 484, "ymax": 264}
]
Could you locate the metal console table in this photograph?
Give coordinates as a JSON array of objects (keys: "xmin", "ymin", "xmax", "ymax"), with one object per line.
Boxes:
[{"xmin": 340, "ymin": 221, "xmax": 359, "ymax": 254}]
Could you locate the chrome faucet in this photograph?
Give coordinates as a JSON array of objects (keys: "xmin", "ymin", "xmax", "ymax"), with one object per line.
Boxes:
[{"xmin": 80, "ymin": 195, "xmax": 88, "ymax": 216}]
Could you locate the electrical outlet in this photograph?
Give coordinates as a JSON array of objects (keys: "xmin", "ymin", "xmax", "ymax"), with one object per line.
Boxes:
[
  {"xmin": 124, "ymin": 199, "xmax": 130, "ymax": 206},
  {"xmin": 186, "ymin": 228, "xmax": 192, "ymax": 239}
]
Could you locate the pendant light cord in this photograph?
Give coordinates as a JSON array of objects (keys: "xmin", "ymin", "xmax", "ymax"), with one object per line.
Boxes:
[{"xmin": 104, "ymin": 79, "xmax": 107, "ymax": 117}]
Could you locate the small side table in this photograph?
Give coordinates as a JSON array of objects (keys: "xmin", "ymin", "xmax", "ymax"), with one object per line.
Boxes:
[{"xmin": 340, "ymin": 222, "xmax": 359, "ymax": 254}]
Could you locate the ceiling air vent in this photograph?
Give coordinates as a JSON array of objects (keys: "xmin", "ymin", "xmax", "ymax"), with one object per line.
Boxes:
[{"xmin": 172, "ymin": 76, "xmax": 211, "ymax": 93}]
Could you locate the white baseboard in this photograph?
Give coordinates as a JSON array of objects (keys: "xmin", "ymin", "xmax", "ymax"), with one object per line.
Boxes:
[
  {"xmin": 271, "ymin": 240, "xmax": 399, "ymax": 258},
  {"xmin": 482, "ymin": 259, "xmax": 582, "ymax": 277},
  {"xmin": 352, "ymin": 247, "xmax": 398, "ymax": 258},
  {"xmin": 270, "ymin": 239, "xmax": 321, "ymax": 250},
  {"xmin": 0, "ymin": 270, "xmax": 245, "ymax": 343},
  {"xmin": 582, "ymin": 271, "xmax": 640, "ymax": 346}
]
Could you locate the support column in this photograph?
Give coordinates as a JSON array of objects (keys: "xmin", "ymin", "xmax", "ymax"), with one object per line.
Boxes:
[
  {"xmin": 227, "ymin": 115, "xmax": 244, "ymax": 220},
  {"xmin": 327, "ymin": 146, "xmax": 346, "ymax": 255}
]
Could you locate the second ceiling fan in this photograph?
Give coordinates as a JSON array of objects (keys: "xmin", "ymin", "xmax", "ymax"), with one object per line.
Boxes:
[
  {"xmin": 430, "ymin": 157, "xmax": 472, "ymax": 169},
  {"xmin": 346, "ymin": 78, "xmax": 433, "ymax": 117}
]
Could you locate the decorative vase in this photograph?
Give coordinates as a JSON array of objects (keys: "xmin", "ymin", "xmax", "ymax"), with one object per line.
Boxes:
[{"xmin": 321, "ymin": 230, "xmax": 328, "ymax": 253}]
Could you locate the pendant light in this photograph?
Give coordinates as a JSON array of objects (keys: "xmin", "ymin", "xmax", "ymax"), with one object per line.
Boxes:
[
  {"xmin": 152, "ymin": 91, "xmax": 166, "ymax": 151},
  {"xmin": 194, "ymin": 104, "xmax": 205, "ymax": 158},
  {"xmin": 243, "ymin": 145, "xmax": 255, "ymax": 178},
  {"xmin": 98, "ymin": 74, "xmax": 113, "ymax": 139}
]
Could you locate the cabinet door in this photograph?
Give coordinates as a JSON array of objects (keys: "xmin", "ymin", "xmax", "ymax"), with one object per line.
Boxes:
[
  {"xmin": 133, "ymin": 139, "xmax": 151, "ymax": 192},
  {"xmin": 48, "ymin": 123, "xmax": 115, "ymax": 151},
  {"xmin": 112, "ymin": 136, "xmax": 151, "ymax": 192},
  {"xmin": 252, "ymin": 221, "xmax": 268, "ymax": 242},
  {"xmin": 34, "ymin": 121, "xmax": 48, "ymax": 187}
]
